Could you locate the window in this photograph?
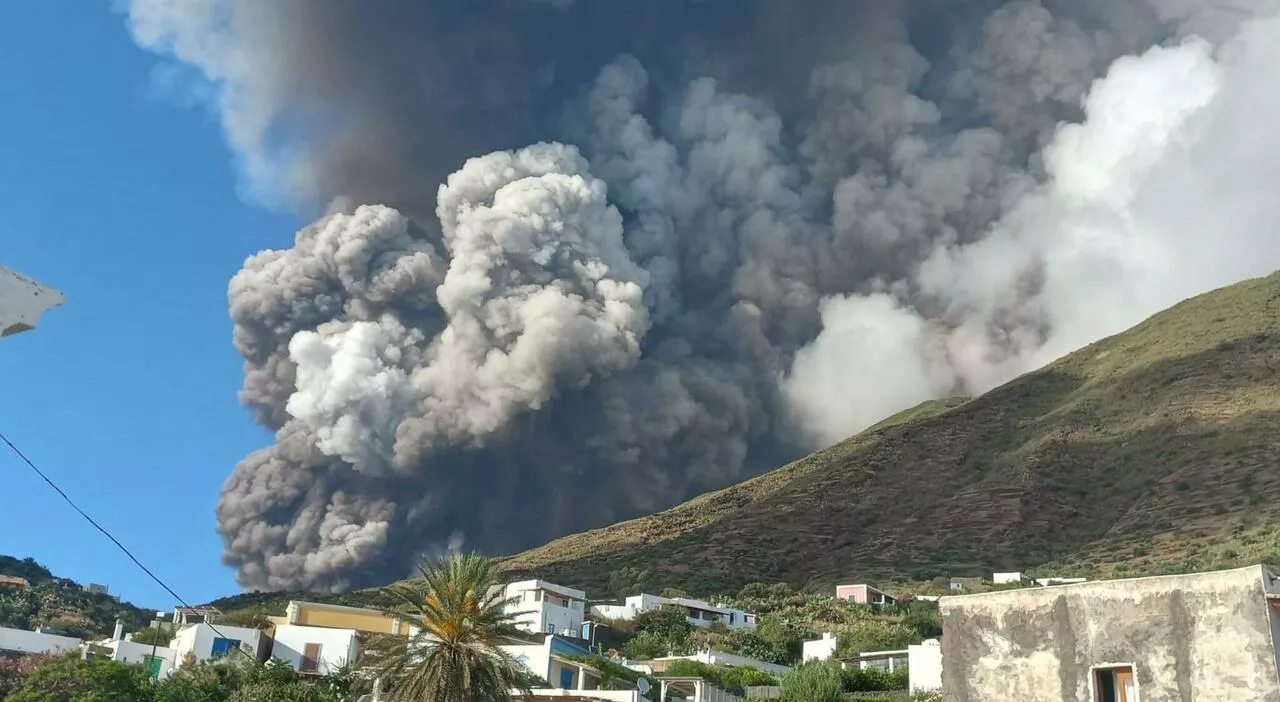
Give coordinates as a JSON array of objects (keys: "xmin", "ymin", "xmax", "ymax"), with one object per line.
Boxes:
[
  {"xmin": 210, "ymin": 637, "xmax": 241, "ymax": 657},
  {"xmin": 546, "ymin": 622, "xmax": 556, "ymax": 633},
  {"xmin": 301, "ymin": 643, "xmax": 322, "ymax": 673},
  {"xmin": 1094, "ymin": 666, "xmax": 1138, "ymax": 702}
]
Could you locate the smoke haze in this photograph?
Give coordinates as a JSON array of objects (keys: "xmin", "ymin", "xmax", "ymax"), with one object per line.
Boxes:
[{"xmin": 126, "ymin": 0, "xmax": 1280, "ymax": 590}]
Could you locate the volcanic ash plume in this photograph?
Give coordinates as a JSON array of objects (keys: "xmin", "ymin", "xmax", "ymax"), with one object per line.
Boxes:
[{"xmin": 127, "ymin": 0, "xmax": 1280, "ymax": 589}]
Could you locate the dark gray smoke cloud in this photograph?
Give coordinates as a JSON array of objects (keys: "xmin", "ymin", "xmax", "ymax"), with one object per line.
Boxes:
[{"xmin": 127, "ymin": 0, "xmax": 1280, "ymax": 590}]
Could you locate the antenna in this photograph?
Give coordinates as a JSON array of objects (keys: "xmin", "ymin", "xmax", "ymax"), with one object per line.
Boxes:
[{"xmin": 637, "ymin": 677, "xmax": 651, "ymax": 696}]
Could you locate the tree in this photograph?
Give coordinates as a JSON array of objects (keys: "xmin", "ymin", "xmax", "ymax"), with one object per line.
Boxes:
[
  {"xmin": 6, "ymin": 653, "xmax": 155, "ymax": 702},
  {"xmin": 621, "ymin": 605, "xmax": 695, "ymax": 659},
  {"xmin": 130, "ymin": 625, "xmax": 176, "ymax": 646},
  {"xmin": 779, "ymin": 663, "xmax": 843, "ymax": 702},
  {"xmin": 716, "ymin": 628, "xmax": 790, "ymax": 666},
  {"xmin": 365, "ymin": 553, "xmax": 536, "ymax": 702}
]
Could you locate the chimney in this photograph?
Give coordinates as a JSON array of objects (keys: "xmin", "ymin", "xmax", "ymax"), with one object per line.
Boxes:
[{"xmin": 113, "ymin": 619, "xmax": 124, "ymax": 641}]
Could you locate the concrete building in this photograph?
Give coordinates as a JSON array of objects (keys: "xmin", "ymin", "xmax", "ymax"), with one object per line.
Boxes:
[
  {"xmin": 270, "ymin": 623, "xmax": 361, "ymax": 675},
  {"xmin": 803, "ymin": 632, "xmax": 839, "ymax": 662},
  {"xmin": 836, "ymin": 584, "xmax": 897, "ymax": 605},
  {"xmin": 0, "ymin": 576, "xmax": 30, "ymax": 589},
  {"xmin": 171, "ymin": 606, "xmax": 222, "ymax": 627},
  {"xmin": 908, "ymin": 639, "xmax": 942, "ymax": 695},
  {"xmin": 940, "ymin": 564, "xmax": 1280, "ymax": 702},
  {"xmin": 261, "ymin": 600, "xmax": 415, "ymax": 675},
  {"xmin": 268, "ymin": 600, "xmax": 408, "ymax": 636},
  {"xmin": 841, "ymin": 648, "xmax": 908, "ymax": 673},
  {"xmin": 0, "ymin": 266, "xmax": 63, "ymax": 337},
  {"xmin": 171, "ymin": 622, "xmax": 268, "ymax": 665},
  {"xmin": 83, "ymin": 622, "xmax": 177, "ymax": 680},
  {"xmin": 992, "ymin": 572, "xmax": 1025, "ymax": 585},
  {"xmin": 504, "ymin": 580, "xmax": 588, "ymax": 637},
  {"xmin": 500, "ymin": 635, "xmax": 612, "ymax": 692},
  {"xmin": 591, "ymin": 594, "xmax": 756, "ymax": 630},
  {"xmin": 0, "ymin": 625, "xmax": 82, "ymax": 656}
]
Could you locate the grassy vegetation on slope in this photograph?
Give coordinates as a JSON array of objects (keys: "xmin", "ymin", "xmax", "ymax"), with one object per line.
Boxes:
[
  {"xmin": 501, "ymin": 272, "xmax": 1280, "ymax": 595},
  {"xmin": 0, "ymin": 556, "xmax": 155, "ymax": 638}
]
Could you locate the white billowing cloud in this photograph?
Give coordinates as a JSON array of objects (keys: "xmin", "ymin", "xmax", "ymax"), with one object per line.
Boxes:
[
  {"xmin": 785, "ymin": 294, "xmax": 956, "ymax": 445},
  {"xmin": 286, "ymin": 318, "xmax": 420, "ymax": 475},
  {"xmin": 789, "ymin": 12, "xmax": 1280, "ymax": 443}
]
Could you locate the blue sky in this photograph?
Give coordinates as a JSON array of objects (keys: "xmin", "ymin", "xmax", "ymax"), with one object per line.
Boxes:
[{"xmin": 0, "ymin": 4, "xmax": 300, "ymax": 607}]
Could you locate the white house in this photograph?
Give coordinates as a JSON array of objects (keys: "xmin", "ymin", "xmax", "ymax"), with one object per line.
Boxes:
[
  {"xmin": 499, "ymin": 634, "xmax": 653, "ymax": 700},
  {"xmin": 270, "ymin": 623, "xmax": 361, "ymax": 675},
  {"xmin": 0, "ymin": 626, "xmax": 82, "ymax": 656},
  {"xmin": 171, "ymin": 622, "xmax": 266, "ymax": 665},
  {"xmin": 841, "ymin": 648, "xmax": 908, "ymax": 672},
  {"xmin": 992, "ymin": 572, "xmax": 1024, "ymax": 585},
  {"xmin": 503, "ymin": 580, "xmax": 588, "ymax": 637},
  {"xmin": 802, "ymin": 632, "xmax": 839, "ymax": 662},
  {"xmin": 591, "ymin": 594, "xmax": 756, "ymax": 630},
  {"xmin": 907, "ymin": 639, "xmax": 942, "ymax": 694}
]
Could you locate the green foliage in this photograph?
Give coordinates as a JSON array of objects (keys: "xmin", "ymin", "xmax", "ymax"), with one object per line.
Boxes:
[
  {"xmin": 0, "ymin": 555, "xmax": 155, "ymax": 638},
  {"xmin": 841, "ymin": 665, "xmax": 909, "ymax": 692},
  {"xmin": 836, "ymin": 620, "xmax": 914, "ymax": 657},
  {"xmin": 5, "ymin": 653, "xmax": 355, "ymax": 702},
  {"xmin": 715, "ymin": 628, "xmax": 791, "ymax": 665},
  {"xmin": 366, "ymin": 553, "xmax": 536, "ymax": 702},
  {"xmin": 662, "ymin": 660, "xmax": 777, "ymax": 695},
  {"xmin": 737, "ymin": 582, "xmax": 792, "ymax": 601},
  {"xmin": 621, "ymin": 605, "xmax": 695, "ymax": 659},
  {"xmin": 6, "ymin": 653, "xmax": 154, "ymax": 701},
  {"xmin": 129, "ymin": 625, "xmax": 176, "ymax": 646},
  {"xmin": 0, "ymin": 558, "xmax": 56, "ymax": 588},
  {"xmin": 779, "ymin": 663, "xmax": 843, "ymax": 702},
  {"xmin": 0, "ymin": 654, "xmax": 50, "ymax": 698},
  {"xmin": 899, "ymin": 602, "xmax": 942, "ymax": 640},
  {"xmin": 561, "ymin": 654, "xmax": 654, "ymax": 692}
]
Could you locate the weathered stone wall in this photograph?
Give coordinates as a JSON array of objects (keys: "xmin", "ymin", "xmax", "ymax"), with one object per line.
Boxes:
[{"xmin": 939, "ymin": 565, "xmax": 1280, "ymax": 702}]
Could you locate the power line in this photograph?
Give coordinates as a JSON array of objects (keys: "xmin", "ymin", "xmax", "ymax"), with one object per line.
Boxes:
[{"xmin": 0, "ymin": 429, "xmax": 256, "ymax": 661}]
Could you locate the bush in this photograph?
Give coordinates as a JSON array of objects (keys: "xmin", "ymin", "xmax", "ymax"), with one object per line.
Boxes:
[
  {"xmin": 780, "ymin": 663, "xmax": 843, "ymax": 702},
  {"xmin": 6, "ymin": 653, "xmax": 154, "ymax": 701},
  {"xmin": 900, "ymin": 602, "xmax": 942, "ymax": 640},
  {"xmin": 663, "ymin": 660, "xmax": 778, "ymax": 694},
  {"xmin": 622, "ymin": 605, "xmax": 695, "ymax": 658},
  {"xmin": 716, "ymin": 628, "xmax": 791, "ymax": 665},
  {"xmin": 842, "ymin": 665, "xmax": 909, "ymax": 692}
]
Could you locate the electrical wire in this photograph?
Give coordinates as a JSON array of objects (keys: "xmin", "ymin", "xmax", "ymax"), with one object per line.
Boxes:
[{"xmin": 0, "ymin": 429, "xmax": 257, "ymax": 661}]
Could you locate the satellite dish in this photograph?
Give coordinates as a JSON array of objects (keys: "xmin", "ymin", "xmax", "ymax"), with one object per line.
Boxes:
[{"xmin": 637, "ymin": 677, "xmax": 651, "ymax": 695}]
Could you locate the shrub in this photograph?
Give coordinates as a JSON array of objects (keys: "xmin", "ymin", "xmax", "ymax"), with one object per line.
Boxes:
[
  {"xmin": 842, "ymin": 665, "xmax": 909, "ymax": 692},
  {"xmin": 779, "ymin": 663, "xmax": 843, "ymax": 702},
  {"xmin": 663, "ymin": 660, "xmax": 777, "ymax": 694}
]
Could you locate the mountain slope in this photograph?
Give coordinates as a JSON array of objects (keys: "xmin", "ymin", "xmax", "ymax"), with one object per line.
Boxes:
[
  {"xmin": 502, "ymin": 273, "xmax": 1280, "ymax": 595},
  {"xmin": 0, "ymin": 555, "xmax": 156, "ymax": 638}
]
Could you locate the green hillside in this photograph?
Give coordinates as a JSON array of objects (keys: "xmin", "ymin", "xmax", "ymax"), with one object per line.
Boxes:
[
  {"xmin": 0, "ymin": 555, "xmax": 155, "ymax": 639},
  {"xmin": 501, "ymin": 272, "xmax": 1280, "ymax": 595}
]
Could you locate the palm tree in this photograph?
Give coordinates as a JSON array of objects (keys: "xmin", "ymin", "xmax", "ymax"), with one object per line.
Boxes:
[{"xmin": 366, "ymin": 553, "xmax": 540, "ymax": 702}]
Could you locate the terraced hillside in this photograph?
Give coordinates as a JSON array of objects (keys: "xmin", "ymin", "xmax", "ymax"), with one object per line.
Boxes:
[{"xmin": 501, "ymin": 272, "xmax": 1280, "ymax": 595}]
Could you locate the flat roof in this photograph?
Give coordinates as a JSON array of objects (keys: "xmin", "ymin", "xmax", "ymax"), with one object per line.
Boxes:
[
  {"xmin": 941, "ymin": 564, "xmax": 1272, "ymax": 605},
  {"xmin": 508, "ymin": 580, "xmax": 587, "ymax": 601},
  {"xmin": 289, "ymin": 600, "xmax": 392, "ymax": 616}
]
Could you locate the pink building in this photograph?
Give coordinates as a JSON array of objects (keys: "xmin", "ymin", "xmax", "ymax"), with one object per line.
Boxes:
[{"xmin": 836, "ymin": 584, "xmax": 897, "ymax": 605}]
